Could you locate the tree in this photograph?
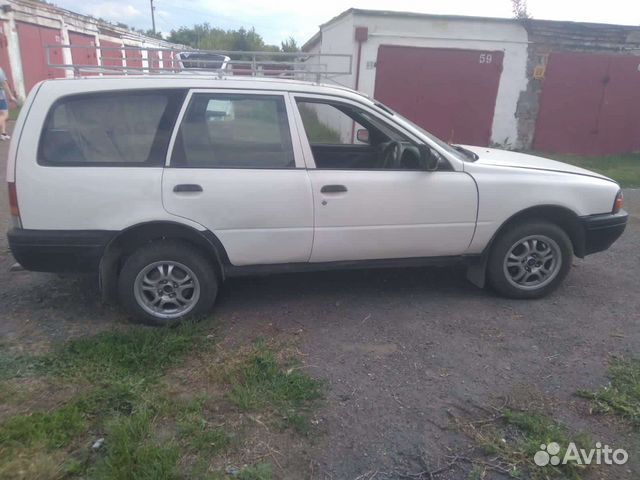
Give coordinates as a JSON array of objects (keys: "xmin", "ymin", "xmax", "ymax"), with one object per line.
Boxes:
[
  {"xmin": 167, "ymin": 24, "xmax": 280, "ymax": 52},
  {"xmin": 511, "ymin": 0, "xmax": 532, "ymax": 19},
  {"xmin": 134, "ymin": 28, "xmax": 163, "ymax": 40},
  {"xmin": 281, "ymin": 36, "xmax": 299, "ymax": 53},
  {"xmin": 143, "ymin": 29, "xmax": 163, "ymax": 40}
]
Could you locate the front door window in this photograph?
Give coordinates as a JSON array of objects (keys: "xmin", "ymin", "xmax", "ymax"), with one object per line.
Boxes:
[{"xmin": 296, "ymin": 99, "xmax": 431, "ymax": 170}]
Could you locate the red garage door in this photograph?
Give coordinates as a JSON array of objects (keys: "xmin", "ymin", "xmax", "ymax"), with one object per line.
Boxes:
[
  {"xmin": 534, "ymin": 52, "xmax": 640, "ymax": 155},
  {"xmin": 100, "ymin": 40, "xmax": 123, "ymax": 69},
  {"xmin": 68, "ymin": 31, "xmax": 97, "ymax": 72},
  {"xmin": 374, "ymin": 45, "xmax": 503, "ymax": 146},
  {"xmin": 162, "ymin": 50, "xmax": 176, "ymax": 71},
  {"xmin": 16, "ymin": 22, "xmax": 64, "ymax": 93},
  {"xmin": 125, "ymin": 46, "xmax": 143, "ymax": 69}
]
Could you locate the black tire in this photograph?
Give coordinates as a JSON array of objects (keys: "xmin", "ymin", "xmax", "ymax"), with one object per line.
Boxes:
[
  {"xmin": 487, "ymin": 221, "xmax": 573, "ymax": 299},
  {"xmin": 118, "ymin": 240, "xmax": 218, "ymax": 326}
]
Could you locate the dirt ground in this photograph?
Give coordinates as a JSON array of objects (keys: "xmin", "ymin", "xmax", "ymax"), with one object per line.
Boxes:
[{"xmin": 1, "ymin": 127, "xmax": 639, "ymax": 479}]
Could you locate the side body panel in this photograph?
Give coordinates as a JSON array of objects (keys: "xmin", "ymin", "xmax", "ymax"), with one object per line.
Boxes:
[
  {"xmin": 162, "ymin": 169, "xmax": 314, "ymax": 265},
  {"xmin": 464, "ymin": 162, "xmax": 620, "ymax": 253},
  {"xmin": 308, "ymin": 169, "xmax": 478, "ymax": 262}
]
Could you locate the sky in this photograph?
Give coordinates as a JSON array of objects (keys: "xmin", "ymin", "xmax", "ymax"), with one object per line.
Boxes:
[{"xmin": 53, "ymin": 0, "xmax": 640, "ymax": 45}]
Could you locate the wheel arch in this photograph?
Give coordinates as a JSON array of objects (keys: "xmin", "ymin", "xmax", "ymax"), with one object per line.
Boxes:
[
  {"xmin": 489, "ymin": 205, "xmax": 586, "ymax": 258},
  {"xmin": 99, "ymin": 221, "xmax": 230, "ymax": 302},
  {"xmin": 466, "ymin": 204, "xmax": 586, "ymax": 288}
]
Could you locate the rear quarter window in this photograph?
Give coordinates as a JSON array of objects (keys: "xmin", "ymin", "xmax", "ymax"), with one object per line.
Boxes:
[{"xmin": 38, "ymin": 89, "xmax": 185, "ymax": 166}]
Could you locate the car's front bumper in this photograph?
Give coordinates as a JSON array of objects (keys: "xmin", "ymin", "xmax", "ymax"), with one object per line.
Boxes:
[{"xmin": 580, "ymin": 210, "xmax": 628, "ymax": 255}]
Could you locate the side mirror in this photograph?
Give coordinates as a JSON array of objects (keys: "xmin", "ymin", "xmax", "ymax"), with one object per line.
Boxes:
[
  {"xmin": 418, "ymin": 144, "xmax": 439, "ymax": 171},
  {"xmin": 356, "ymin": 128, "xmax": 370, "ymax": 143}
]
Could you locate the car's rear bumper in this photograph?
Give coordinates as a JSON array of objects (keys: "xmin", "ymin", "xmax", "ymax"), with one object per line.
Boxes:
[
  {"xmin": 7, "ymin": 228, "xmax": 114, "ymax": 272},
  {"xmin": 579, "ymin": 210, "xmax": 628, "ymax": 256}
]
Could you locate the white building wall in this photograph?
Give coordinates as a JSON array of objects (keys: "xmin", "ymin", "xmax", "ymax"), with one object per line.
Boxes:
[
  {"xmin": 312, "ymin": 12, "xmax": 530, "ymax": 149},
  {"xmin": 303, "ymin": 14, "xmax": 359, "ymax": 143}
]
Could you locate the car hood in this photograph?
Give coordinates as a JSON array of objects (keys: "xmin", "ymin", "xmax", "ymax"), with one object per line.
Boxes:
[{"xmin": 459, "ymin": 145, "xmax": 614, "ymax": 182}]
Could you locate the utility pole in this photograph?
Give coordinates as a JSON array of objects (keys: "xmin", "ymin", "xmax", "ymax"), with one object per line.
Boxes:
[{"xmin": 150, "ymin": 0, "xmax": 156, "ymax": 35}]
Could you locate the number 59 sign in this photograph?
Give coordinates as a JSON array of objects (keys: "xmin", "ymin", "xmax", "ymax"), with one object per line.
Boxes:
[{"xmin": 479, "ymin": 53, "xmax": 493, "ymax": 64}]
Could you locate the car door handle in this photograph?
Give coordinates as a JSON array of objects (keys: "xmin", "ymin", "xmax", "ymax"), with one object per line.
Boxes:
[
  {"xmin": 321, "ymin": 185, "xmax": 348, "ymax": 193},
  {"xmin": 173, "ymin": 184, "xmax": 203, "ymax": 193}
]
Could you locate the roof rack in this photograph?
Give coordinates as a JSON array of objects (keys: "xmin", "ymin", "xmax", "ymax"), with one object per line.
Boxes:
[{"xmin": 45, "ymin": 45, "xmax": 353, "ymax": 83}]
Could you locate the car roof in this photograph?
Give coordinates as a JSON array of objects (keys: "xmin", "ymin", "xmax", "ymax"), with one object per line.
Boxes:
[{"xmin": 39, "ymin": 74, "xmax": 372, "ymax": 103}]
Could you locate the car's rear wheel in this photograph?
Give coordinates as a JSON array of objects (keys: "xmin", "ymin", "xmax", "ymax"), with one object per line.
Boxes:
[
  {"xmin": 118, "ymin": 241, "xmax": 218, "ymax": 326},
  {"xmin": 487, "ymin": 221, "xmax": 573, "ymax": 299}
]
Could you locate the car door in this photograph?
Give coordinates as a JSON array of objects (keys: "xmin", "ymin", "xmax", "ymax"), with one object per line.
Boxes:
[
  {"xmin": 162, "ymin": 90, "xmax": 314, "ymax": 266},
  {"xmin": 291, "ymin": 93, "xmax": 478, "ymax": 263}
]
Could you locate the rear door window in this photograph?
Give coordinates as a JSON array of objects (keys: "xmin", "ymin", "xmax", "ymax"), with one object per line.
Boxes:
[
  {"xmin": 170, "ymin": 93, "xmax": 295, "ymax": 168},
  {"xmin": 38, "ymin": 89, "xmax": 185, "ymax": 166}
]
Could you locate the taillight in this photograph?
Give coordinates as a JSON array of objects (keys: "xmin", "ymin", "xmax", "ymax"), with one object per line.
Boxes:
[
  {"xmin": 613, "ymin": 190, "xmax": 623, "ymax": 214},
  {"xmin": 8, "ymin": 182, "xmax": 19, "ymax": 218},
  {"xmin": 8, "ymin": 182, "xmax": 21, "ymax": 228}
]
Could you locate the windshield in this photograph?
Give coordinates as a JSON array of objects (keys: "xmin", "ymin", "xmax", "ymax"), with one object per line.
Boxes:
[{"xmin": 371, "ymin": 101, "xmax": 470, "ymax": 162}]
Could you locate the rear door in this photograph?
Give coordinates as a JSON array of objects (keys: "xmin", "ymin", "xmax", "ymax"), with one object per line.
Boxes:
[{"xmin": 162, "ymin": 89, "xmax": 314, "ymax": 266}]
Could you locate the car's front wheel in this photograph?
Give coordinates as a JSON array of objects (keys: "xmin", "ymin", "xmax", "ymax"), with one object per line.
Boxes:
[
  {"xmin": 118, "ymin": 241, "xmax": 218, "ymax": 326},
  {"xmin": 487, "ymin": 221, "xmax": 573, "ymax": 299}
]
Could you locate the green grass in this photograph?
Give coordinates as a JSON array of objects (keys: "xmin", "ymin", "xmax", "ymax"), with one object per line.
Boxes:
[
  {"xmin": 0, "ymin": 348, "xmax": 37, "ymax": 380},
  {"xmin": 38, "ymin": 326, "xmax": 203, "ymax": 381},
  {"xmin": 0, "ymin": 325, "xmax": 202, "ymax": 383},
  {"xmin": 501, "ymin": 410, "xmax": 589, "ymax": 465},
  {"xmin": 91, "ymin": 409, "xmax": 180, "ymax": 480},
  {"xmin": 577, "ymin": 356, "xmax": 640, "ymax": 427},
  {"xmin": 0, "ymin": 403, "xmax": 86, "ymax": 450},
  {"xmin": 454, "ymin": 407, "xmax": 591, "ymax": 479},
  {"xmin": 178, "ymin": 411, "xmax": 233, "ymax": 454},
  {"xmin": 228, "ymin": 349, "xmax": 322, "ymax": 409},
  {"xmin": 544, "ymin": 152, "xmax": 640, "ymax": 188},
  {"xmin": 227, "ymin": 346, "xmax": 323, "ymax": 433},
  {"xmin": 237, "ymin": 463, "xmax": 272, "ymax": 480},
  {"xmin": 0, "ymin": 326, "xmax": 205, "ymax": 478},
  {"xmin": 0, "ymin": 328, "xmax": 322, "ymax": 478}
]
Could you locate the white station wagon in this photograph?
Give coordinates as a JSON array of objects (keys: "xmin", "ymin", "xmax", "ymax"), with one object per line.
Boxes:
[{"xmin": 6, "ymin": 76, "xmax": 627, "ymax": 325}]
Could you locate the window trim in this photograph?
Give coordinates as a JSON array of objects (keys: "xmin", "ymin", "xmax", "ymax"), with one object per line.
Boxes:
[
  {"xmin": 290, "ymin": 92, "xmax": 453, "ymax": 172},
  {"xmin": 165, "ymin": 89, "xmax": 306, "ymax": 170},
  {"xmin": 37, "ymin": 89, "xmax": 187, "ymax": 167}
]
